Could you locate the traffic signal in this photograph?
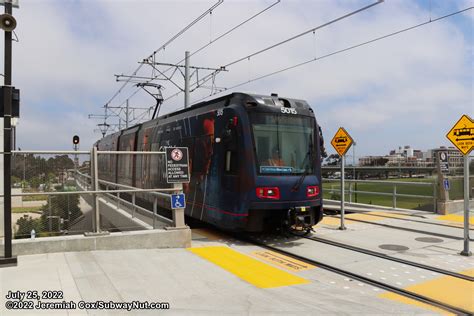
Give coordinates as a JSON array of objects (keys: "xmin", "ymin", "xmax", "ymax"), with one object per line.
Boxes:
[{"xmin": 73, "ymin": 135, "xmax": 80, "ymax": 145}]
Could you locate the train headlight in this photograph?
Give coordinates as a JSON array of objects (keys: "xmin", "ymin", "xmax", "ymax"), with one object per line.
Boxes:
[
  {"xmin": 306, "ymin": 185, "xmax": 320, "ymax": 198},
  {"xmin": 256, "ymin": 187, "xmax": 280, "ymax": 200}
]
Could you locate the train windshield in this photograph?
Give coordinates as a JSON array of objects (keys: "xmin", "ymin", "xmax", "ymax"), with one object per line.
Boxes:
[{"xmin": 251, "ymin": 113, "xmax": 315, "ymax": 174}]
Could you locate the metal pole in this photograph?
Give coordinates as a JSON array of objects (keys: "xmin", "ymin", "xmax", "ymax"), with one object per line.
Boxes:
[
  {"xmin": 460, "ymin": 155, "xmax": 471, "ymax": 256},
  {"xmin": 153, "ymin": 196, "xmax": 157, "ymax": 229},
  {"xmin": 184, "ymin": 51, "xmax": 190, "ymax": 108},
  {"xmin": 91, "ymin": 146, "xmax": 100, "ymax": 233},
  {"xmin": 48, "ymin": 196, "xmax": 52, "ymax": 232},
  {"xmin": 339, "ymin": 155, "xmax": 346, "ymax": 230},
  {"xmin": 1, "ymin": 0, "xmax": 16, "ymax": 265},
  {"xmin": 392, "ymin": 185, "xmax": 397, "ymax": 209},
  {"xmin": 125, "ymin": 99, "xmax": 129, "ymax": 128}
]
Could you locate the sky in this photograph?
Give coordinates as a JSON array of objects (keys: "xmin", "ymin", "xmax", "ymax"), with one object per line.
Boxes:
[{"xmin": 1, "ymin": 0, "xmax": 473, "ymax": 159}]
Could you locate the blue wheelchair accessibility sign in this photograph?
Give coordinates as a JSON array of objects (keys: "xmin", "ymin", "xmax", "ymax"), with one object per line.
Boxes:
[
  {"xmin": 171, "ymin": 194, "xmax": 186, "ymax": 209},
  {"xmin": 443, "ymin": 178, "xmax": 450, "ymax": 191}
]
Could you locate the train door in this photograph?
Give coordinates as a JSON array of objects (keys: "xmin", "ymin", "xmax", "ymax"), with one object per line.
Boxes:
[{"xmin": 220, "ymin": 115, "xmax": 240, "ymax": 218}]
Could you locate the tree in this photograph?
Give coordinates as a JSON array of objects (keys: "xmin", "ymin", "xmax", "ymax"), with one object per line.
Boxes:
[
  {"xmin": 325, "ymin": 154, "xmax": 341, "ymax": 166},
  {"xmin": 39, "ymin": 192, "xmax": 82, "ymax": 233},
  {"xmin": 15, "ymin": 216, "xmax": 42, "ymax": 239}
]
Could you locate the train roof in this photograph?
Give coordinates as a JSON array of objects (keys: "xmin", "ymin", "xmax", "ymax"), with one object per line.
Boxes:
[
  {"xmin": 96, "ymin": 92, "xmax": 313, "ymax": 143},
  {"xmin": 157, "ymin": 92, "xmax": 312, "ymax": 120}
]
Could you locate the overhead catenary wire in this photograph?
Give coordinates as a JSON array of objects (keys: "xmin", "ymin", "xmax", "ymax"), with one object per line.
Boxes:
[
  {"xmin": 164, "ymin": 0, "xmax": 385, "ymax": 103},
  {"xmin": 102, "ymin": 0, "xmax": 223, "ymax": 108},
  {"xmin": 113, "ymin": 0, "xmax": 282, "ymax": 112},
  {"xmin": 189, "ymin": 6, "xmax": 473, "ymax": 105}
]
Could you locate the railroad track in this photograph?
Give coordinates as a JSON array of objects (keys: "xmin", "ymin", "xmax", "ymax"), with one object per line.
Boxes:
[
  {"xmin": 325, "ymin": 214, "xmax": 472, "ymax": 241},
  {"xmin": 336, "ymin": 210, "xmax": 473, "ymax": 231},
  {"xmin": 304, "ymin": 235, "xmax": 474, "ymax": 282},
  {"xmin": 240, "ymin": 234, "xmax": 472, "ymax": 315}
]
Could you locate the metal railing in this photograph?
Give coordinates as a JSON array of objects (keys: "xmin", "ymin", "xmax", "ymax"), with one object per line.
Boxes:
[
  {"xmin": 4, "ymin": 149, "xmax": 186, "ymax": 239},
  {"xmin": 75, "ymin": 170, "xmax": 182, "ymax": 229},
  {"xmin": 323, "ymin": 178, "xmax": 436, "ymax": 212}
]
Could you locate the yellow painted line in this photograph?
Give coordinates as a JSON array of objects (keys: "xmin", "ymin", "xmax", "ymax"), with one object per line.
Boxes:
[
  {"xmin": 344, "ymin": 211, "xmax": 408, "ymax": 222},
  {"xmin": 191, "ymin": 228, "xmax": 225, "ymax": 241},
  {"xmin": 435, "ymin": 214, "xmax": 474, "ymax": 226},
  {"xmin": 251, "ymin": 250, "xmax": 316, "ymax": 272},
  {"xmin": 187, "ymin": 246, "xmax": 310, "ymax": 288},
  {"xmin": 345, "ymin": 213, "xmax": 388, "ymax": 222},
  {"xmin": 380, "ymin": 268, "xmax": 474, "ymax": 314}
]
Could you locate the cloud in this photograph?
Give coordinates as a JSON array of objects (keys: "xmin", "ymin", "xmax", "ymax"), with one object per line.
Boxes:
[{"xmin": 0, "ymin": 0, "xmax": 470, "ymax": 158}]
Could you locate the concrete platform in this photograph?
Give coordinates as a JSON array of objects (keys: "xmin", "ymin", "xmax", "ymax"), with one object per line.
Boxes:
[
  {"xmin": 1, "ymin": 206, "xmax": 473, "ymax": 315},
  {"xmin": 0, "ymin": 228, "xmax": 191, "ymax": 256}
]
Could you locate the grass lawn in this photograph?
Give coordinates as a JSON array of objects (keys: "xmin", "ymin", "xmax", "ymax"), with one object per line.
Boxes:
[
  {"xmin": 12, "ymin": 206, "xmax": 43, "ymax": 213},
  {"xmin": 22, "ymin": 195, "xmax": 48, "ymax": 202},
  {"xmin": 323, "ymin": 176, "xmax": 474, "ymax": 210}
]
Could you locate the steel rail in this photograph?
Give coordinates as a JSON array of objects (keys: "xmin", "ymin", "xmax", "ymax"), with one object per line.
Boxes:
[
  {"xmin": 326, "ymin": 208, "xmax": 473, "ymax": 231},
  {"xmin": 304, "ymin": 235, "xmax": 474, "ymax": 281},
  {"xmin": 240, "ymin": 235, "xmax": 471, "ymax": 315},
  {"xmin": 325, "ymin": 215, "xmax": 471, "ymax": 241}
]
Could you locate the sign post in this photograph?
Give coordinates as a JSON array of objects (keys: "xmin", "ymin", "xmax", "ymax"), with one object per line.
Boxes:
[
  {"xmin": 331, "ymin": 127, "xmax": 354, "ymax": 230},
  {"xmin": 446, "ymin": 114, "xmax": 473, "ymax": 256}
]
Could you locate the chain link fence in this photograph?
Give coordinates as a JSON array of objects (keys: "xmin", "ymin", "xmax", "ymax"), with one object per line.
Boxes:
[{"xmin": 3, "ymin": 150, "xmax": 184, "ymax": 240}]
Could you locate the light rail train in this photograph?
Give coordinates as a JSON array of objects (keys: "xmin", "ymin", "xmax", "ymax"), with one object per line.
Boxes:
[{"xmin": 96, "ymin": 92, "xmax": 325, "ymax": 233}]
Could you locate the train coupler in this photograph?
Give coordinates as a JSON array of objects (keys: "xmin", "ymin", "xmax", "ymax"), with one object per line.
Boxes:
[{"xmin": 284, "ymin": 206, "xmax": 313, "ymax": 236}]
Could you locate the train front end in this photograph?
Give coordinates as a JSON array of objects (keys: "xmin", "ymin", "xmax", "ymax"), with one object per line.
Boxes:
[{"xmin": 243, "ymin": 95, "xmax": 323, "ymax": 234}]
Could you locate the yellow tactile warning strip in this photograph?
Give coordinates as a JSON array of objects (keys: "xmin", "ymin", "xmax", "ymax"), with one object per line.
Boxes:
[
  {"xmin": 319, "ymin": 211, "xmax": 411, "ymax": 228},
  {"xmin": 251, "ymin": 250, "xmax": 316, "ymax": 272},
  {"xmin": 187, "ymin": 246, "xmax": 310, "ymax": 288},
  {"xmin": 379, "ymin": 268, "xmax": 474, "ymax": 314},
  {"xmin": 319, "ymin": 216, "xmax": 346, "ymax": 226},
  {"xmin": 435, "ymin": 214, "xmax": 474, "ymax": 226},
  {"xmin": 345, "ymin": 211, "xmax": 408, "ymax": 222}
]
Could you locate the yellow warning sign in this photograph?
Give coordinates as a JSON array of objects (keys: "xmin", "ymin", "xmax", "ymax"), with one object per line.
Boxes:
[
  {"xmin": 331, "ymin": 127, "xmax": 353, "ymax": 156},
  {"xmin": 251, "ymin": 250, "xmax": 316, "ymax": 272},
  {"xmin": 446, "ymin": 114, "xmax": 474, "ymax": 156}
]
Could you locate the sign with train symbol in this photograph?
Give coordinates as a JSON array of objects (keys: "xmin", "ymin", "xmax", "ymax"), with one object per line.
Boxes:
[
  {"xmin": 446, "ymin": 114, "xmax": 474, "ymax": 155},
  {"xmin": 331, "ymin": 127, "xmax": 354, "ymax": 156}
]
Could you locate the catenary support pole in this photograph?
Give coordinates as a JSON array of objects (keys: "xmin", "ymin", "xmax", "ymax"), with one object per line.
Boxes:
[
  {"xmin": 460, "ymin": 155, "xmax": 471, "ymax": 256},
  {"xmin": 184, "ymin": 51, "xmax": 190, "ymax": 108},
  {"xmin": 339, "ymin": 155, "xmax": 346, "ymax": 230},
  {"xmin": 125, "ymin": 99, "xmax": 129, "ymax": 128}
]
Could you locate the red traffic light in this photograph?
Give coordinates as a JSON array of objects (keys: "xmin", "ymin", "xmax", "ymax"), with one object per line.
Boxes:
[{"xmin": 73, "ymin": 135, "xmax": 80, "ymax": 145}]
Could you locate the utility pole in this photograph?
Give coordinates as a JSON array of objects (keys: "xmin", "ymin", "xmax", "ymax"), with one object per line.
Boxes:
[
  {"xmin": 184, "ymin": 51, "xmax": 190, "ymax": 108},
  {"xmin": 125, "ymin": 99, "xmax": 129, "ymax": 128},
  {"xmin": 0, "ymin": 0, "xmax": 18, "ymax": 267}
]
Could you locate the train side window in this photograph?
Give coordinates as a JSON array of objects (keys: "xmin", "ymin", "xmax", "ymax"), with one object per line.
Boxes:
[
  {"xmin": 224, "ymin": 128, "xmax": 238, "ymax": 174},
  {"xmin": 225, "ymin": 150, "xmax": 238, "ymax": 173}
]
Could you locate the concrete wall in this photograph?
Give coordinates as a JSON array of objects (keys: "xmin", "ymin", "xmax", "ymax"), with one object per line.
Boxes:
[
  {"xmin": 437, "ymin": 199, "xmax": 474, "ymax": 215},
  {"xmin": 0, "ymin": 228, "xmax": 191, "ymax": 256}
]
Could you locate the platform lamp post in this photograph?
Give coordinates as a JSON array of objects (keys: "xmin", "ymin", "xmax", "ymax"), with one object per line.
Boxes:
[{"xmin": 0, "ymin": 0, "xmax": 19, "ymax": 267}]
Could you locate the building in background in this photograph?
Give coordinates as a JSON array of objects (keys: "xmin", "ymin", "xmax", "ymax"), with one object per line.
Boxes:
[{"xmin": 358, "ymin": 145, "xmax": 463, "ymax": 168}]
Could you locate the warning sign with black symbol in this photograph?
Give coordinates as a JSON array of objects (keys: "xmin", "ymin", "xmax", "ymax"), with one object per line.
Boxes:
[
  {"xmin": 330, "ymin": 127, "xmax": 354, "ymax": 156},
  {"xmin": 165, "ymin": 147, "xmax": 190, "ymax": 183}
]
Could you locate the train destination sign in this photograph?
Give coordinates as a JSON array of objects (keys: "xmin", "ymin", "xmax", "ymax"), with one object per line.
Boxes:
[
  {"xmin": 330, "ymin": 127, "xmax": 353, "ymax": 156},
  {"xmin": 165, "ymin": 147, "xmax": 190, "ymax": 183},
  {"xmin": 446, "ymin": 114, "xmax": 474, "ymax": 155}
]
